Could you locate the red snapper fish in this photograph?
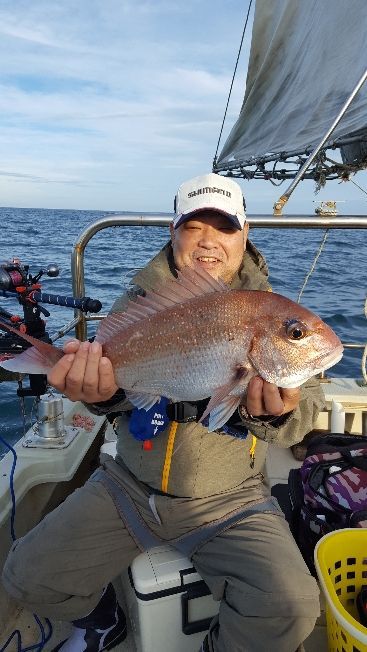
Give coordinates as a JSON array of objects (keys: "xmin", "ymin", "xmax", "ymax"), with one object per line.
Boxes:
[{"xmin": 0, "ymin": 267, "xmax": 343, "ymax": 431}]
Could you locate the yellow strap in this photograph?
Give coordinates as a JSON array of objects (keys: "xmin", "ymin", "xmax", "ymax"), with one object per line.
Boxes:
[
  {"xmin": 249, "ymin": 434, "xmax": 257, "ymax": 455},
  {"xmin": 161, "ymin": 421, "xmax": 178, "ymax": 493},
  {"xmin": 249, "ymin": 434, "xmax": 257, "ymax": 468}
]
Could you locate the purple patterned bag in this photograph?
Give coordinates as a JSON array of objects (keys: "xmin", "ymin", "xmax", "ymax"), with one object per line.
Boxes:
[{"xmin": 288, "ymin": 434, "xmax": 367, "ymax": 574}]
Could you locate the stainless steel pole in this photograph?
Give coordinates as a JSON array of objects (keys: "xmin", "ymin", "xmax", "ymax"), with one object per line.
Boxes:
[{"xmin": 274, "ymin": 68, "xmax": 367, "ymax": 215}]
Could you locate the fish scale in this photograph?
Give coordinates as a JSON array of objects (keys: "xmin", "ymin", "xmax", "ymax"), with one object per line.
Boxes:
[
  {"xmin": 104, "ymin": 293, "xmax": 245, "ymax": 366},
  {"xmin": 116, "ymin": 335, "xmax": 251, "ymax": 403}
]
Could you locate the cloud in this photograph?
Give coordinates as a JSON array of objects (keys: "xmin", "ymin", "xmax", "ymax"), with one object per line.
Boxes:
[{"xmin": 0, "ymin": 0, "xmax": 365, "ymax": 213}]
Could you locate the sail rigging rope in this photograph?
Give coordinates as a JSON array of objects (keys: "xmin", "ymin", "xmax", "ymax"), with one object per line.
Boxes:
[
  {"xmin": 349, "ymin": 177, "xmax": 367, "ymax": 197},
  {"xmin": 297, "ymin": 229, "xmax": 329, "ymax": 304},
  {"xmin": 212, "ymin": 0, "xmax": 253, "ymax": 169},
  {"xmin": 297, "ymin": 234, "xmax": 367, "ymax": 384}
]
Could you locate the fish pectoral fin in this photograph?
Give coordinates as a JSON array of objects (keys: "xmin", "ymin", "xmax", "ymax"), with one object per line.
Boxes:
[
  {"xmin": 205, "ymin": 395, "xmax": 242, "ymax": 433},
  {"xmin": 199, "ymin": 366, "xmax": 251, "ymax": 432},
  {"xmin": 124, "ymin": 389, "xmax": 162, "ymax": 411}
]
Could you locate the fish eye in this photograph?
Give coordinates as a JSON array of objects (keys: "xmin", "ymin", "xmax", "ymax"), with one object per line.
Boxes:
[{"xmin": 285, "ymin": 320, "xmax": 308, "ymax": 341}]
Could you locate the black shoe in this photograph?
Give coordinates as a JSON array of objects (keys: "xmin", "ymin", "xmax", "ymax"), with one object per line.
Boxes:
[{"xmin": 51, "ymin": 583, "xmax": 127, "ymax": 651}]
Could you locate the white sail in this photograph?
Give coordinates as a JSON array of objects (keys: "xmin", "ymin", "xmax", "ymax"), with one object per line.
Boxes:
[{"xmin": 217, "ymin": 0, "xmax": 367, "ymax": 176}]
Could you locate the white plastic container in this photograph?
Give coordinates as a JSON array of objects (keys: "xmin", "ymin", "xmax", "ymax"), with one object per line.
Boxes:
[{"xmin": 121, "ymin": 545, "xmax": 219, "ymax": 652}]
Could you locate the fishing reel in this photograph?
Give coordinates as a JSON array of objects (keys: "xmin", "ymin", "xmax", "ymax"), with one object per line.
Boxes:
[
  {"xmin": 0, "ymin": 260, "xmax": 59, "ymax": 397},
  {"xmin": 0, "ymin": 259, "xmax": 59, "ymax": 292},
  {"xmin": 0, "ymin": 257, "xmax": 102, "ymax": 397},
  {"xmin": 0, "ymin": 259, "xmax": 60, "ymax": 337}
]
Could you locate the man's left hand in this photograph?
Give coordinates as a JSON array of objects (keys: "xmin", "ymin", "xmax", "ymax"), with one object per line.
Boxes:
[{"xmin": 243, "ymin": 376, "xmax": 300, "ymax": 418}]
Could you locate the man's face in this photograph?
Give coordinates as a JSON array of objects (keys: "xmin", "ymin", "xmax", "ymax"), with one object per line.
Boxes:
[{"xmin": 170, "ymin": 211, "xmax": 248, "ymax": 283}]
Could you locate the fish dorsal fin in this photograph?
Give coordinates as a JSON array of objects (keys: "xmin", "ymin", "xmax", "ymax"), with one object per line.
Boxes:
[{"xmin": 96, "ymin": 266, "xmax": 228, "ymax": 345}]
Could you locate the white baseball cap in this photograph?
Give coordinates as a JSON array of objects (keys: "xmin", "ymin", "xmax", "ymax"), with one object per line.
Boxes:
[{"xmin": 173, "ymin": 173, "xmax": 246, "ymax": 230}]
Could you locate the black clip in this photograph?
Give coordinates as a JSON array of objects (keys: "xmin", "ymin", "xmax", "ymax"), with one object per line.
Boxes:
[{"xmin": 166, "ymin": 402, "xmax": 198, "ymax": 423}]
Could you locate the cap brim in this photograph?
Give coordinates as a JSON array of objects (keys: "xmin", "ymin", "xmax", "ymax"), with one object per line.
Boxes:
[{"xmin": 174, "ymin": 209, "xmax": 243, "ymax": 230}]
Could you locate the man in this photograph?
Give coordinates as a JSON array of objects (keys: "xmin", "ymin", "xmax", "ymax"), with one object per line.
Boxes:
[{"xmin": 2, "ymin": 173, "xmax": 322, "ymax": 652}]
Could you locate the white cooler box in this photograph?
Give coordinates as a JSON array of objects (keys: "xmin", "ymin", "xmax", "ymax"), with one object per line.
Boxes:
[{"xmin": 121, "ymin": 545, "xmax": 219, "ymax": 652}]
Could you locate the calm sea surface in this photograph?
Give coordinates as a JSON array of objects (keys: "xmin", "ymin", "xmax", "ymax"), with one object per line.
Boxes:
[{"xmin": 0, "ymin": 207, "xmax": 366, "ymax": 456}]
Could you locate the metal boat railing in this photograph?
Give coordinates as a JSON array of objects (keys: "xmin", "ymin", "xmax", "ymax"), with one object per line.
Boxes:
[{"xmin": 66, "ymin": 213, "xmax": 366, "ymax": 380}]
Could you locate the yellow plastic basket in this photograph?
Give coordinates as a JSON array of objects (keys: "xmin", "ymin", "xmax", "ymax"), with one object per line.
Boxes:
[{"xmin": 315, "ymin": 529, "xmax": 367, "ymax": 652}]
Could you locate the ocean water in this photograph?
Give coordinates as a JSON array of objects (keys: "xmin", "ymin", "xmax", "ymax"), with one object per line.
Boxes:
[{"xmin": 0, "ymin": 207, "xmax": 366, "ymax": 456}]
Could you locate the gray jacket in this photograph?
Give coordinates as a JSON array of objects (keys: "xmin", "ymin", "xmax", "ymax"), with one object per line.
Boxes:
[{"xmin": 88, "ymin": 240, "xmax": 325, "ymax": 498}]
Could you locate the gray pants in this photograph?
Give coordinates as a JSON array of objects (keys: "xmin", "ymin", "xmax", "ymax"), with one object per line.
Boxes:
[{"xmin": 2, "ymin": 460, "xmax": 319, "ymax": 652}]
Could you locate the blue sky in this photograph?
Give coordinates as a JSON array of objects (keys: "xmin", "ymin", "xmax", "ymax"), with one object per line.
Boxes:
[{"xmin": 0, "ymin": 0, "xmax": 366, "ymax": 215}]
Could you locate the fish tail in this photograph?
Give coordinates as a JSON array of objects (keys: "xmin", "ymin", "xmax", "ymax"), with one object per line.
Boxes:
[{"xmin": 0, "ymin": 320, "xmax": 63, "ymax": 375}]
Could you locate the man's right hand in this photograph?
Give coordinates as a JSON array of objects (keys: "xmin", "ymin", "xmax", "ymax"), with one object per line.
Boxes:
[{"xmin": 47, "ymin": 340, "xmax": 119, "ymax": 404}]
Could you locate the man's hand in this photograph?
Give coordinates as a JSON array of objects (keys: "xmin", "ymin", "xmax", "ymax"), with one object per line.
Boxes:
[
  {"xmin": 47, "ymin": 340, "xmax": 119, "ymax": 403},
  {"xmin": 243, "ymin": 376, "xmax": 300, "ymax": 418}
]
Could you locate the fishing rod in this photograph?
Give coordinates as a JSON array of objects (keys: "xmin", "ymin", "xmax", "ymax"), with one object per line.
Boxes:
[{"xmin": 0, "ymin": 258, "xmax": 102, "ymax": 397}]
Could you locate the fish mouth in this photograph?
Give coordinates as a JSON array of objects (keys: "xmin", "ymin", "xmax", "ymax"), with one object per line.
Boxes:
[
  {"xmin": 314, "ymin": 344, "xmax": 344, "ymax": 372},
  {"xmin": 251, "ymin": 344, "xmax": 344, "ymax": 389}
]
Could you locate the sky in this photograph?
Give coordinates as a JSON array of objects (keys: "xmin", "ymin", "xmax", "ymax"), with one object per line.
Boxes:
[{"xmin": 0, "ymin": 0, "xmax": 366, "ymax": 215}]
